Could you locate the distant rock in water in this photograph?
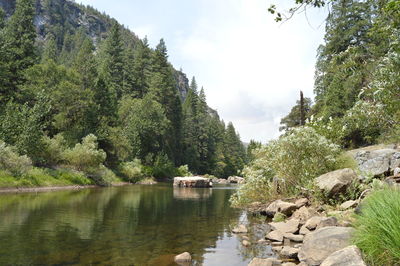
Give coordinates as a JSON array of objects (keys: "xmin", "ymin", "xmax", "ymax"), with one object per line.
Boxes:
[{"xmin": 173, "ymin": 176, "xmax": 212, "ymax": 188}]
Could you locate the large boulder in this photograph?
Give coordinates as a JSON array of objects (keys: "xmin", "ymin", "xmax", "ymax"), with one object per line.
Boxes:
[
  {"xmin": 298, "ymin": 226, "xmax": 354, "ymax": 265},
  {"xmin": 320, "ymin": 245, "xmax": 367, "ymax": 266},
  {"xmin": 316, "ymin": 169, "xmax": 358, "ymax": 197},
  {"xmin": 266, "ymin": 200, "xmax": 298, "ymax": 217},
  {"xmin": 355, "ymin": 149, "xmax": 400, "ymax": 176},
  {"xmin": 173, "ymin": 176, "xmax": 212, "ymax": 188},
  {"xmin": 228, "ymin": 176, "xmax": 245, "ymax": 184}
]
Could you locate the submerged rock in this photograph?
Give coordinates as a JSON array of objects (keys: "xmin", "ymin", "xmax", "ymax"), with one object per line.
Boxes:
[
  {"xmin": 174, "ymin": 252, "xmax": 192, "ymax": 263},
  {"xmin": 232, "ymin": 224, "xmax": 248, "ymax": 234}
]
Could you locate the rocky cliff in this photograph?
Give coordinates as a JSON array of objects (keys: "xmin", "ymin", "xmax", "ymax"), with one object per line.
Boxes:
[{"xmin": 0, "ymin": 0, "xmax": 190, "ymax": 100}]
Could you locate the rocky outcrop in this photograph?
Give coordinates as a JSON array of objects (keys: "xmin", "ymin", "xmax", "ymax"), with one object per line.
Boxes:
[
  {"xmin": 320, "ymin": 246, "xmax": 367, "ymax": 266},
  {"xmin": 316, "ymin": 168, "xmax": 358, "ymax": 197},
  {"xmin": 298, "ymin": 226, "xmax": 354, "ymax": 265},
  {"xmin": 173, "ymin": 176, "xmax": 212, "ymax": 188},
  {"xmin": 355, "ymin": 148, "xmax": 400, "ymax": 176}
]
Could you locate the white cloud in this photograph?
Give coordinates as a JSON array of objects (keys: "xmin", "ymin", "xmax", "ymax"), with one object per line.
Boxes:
[{"xmin": 170, "ymin": 0, "xmax": 327, "ymax": 142}]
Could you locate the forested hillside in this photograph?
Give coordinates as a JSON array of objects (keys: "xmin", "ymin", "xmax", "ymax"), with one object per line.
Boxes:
[
  {"xmin": 280, "ymin": 0, "xmax": 400, "ymax": 149},
  {"xmin": 0, "ymin": 0, "xmax": 246, "ymax": 187}
]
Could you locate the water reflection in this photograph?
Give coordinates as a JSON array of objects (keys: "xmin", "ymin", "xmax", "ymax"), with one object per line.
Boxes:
[
  {"xmin": 173, "ymin": 187, "xmax": 212, "ymax": 200},
  {"xmin": 0, "ymin": 184, "xmax": 266, "ymax": 265}
]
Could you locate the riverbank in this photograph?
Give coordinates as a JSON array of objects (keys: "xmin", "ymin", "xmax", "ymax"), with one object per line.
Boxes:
[{"xmin": 0, "ymin": 181, "xmax": 135, "ymax": 194}]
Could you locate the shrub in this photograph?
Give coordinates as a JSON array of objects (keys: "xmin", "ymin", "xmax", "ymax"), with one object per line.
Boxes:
[
  {"xmin": 63, "ymin": 134, "xmax": 106, "ymax": 171},
  {"xmin": 231, "ymin": 127, "xmax": 343, "ymax": 206},
  {"xmin": 152, "ymin": 153, "xmax": 177, "ymax": 179},
  {"xmin": 353, "ymin": 188, "xmax": 400, "ymax": 265},
  {"xmin": 0, "ymin": 141, "xmax": 32, "ymax": 176},
  {"xmin": 176, "ymin": 165, "xmax": 192, "ymax": 177},
  {"xmin": 86, "ymin": 165, "xmax": 119, "ymax": 186},
  {"xmin": 119, "ymin": 159, "xmax": 146, "ymax": 183},
  {"xmin": 40, "ymin": 134, "xmax": 67, "ymax": 166}
]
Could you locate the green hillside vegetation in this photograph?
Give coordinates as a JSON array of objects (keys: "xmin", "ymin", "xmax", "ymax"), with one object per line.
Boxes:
[{"xmin": 0, "ymin": 0, "xmax": 246, "ymax": 187}]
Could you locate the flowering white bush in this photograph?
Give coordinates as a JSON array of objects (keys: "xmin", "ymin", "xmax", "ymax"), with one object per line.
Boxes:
[{"xmin": 231, "ymin": 127, "xmax": 342, "ymax": 206}]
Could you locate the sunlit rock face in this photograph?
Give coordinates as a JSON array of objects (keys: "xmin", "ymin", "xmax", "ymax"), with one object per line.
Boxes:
[{"xmin": 173, "ymin": 176, "xmax": 213, "ymax": 188}]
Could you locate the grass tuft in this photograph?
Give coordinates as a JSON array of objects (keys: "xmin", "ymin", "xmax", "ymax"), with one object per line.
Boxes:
[{"xmin": 353, "ymin": 188, "xmax": 400, "ymax": 265}]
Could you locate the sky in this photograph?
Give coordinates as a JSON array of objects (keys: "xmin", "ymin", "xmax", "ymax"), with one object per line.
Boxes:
[{"xmin": 77, "ymin": 0, "xmax": 328, "ymax": 143}]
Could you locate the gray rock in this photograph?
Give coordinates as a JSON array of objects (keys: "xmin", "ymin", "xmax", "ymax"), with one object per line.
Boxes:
[
  {"xmin": 390, "ymin": 152, "xmax": 400, "ymax": 170},
  {"xmin": 266, "ymin": 200, "xmax": 298, "ymax": 217},
  {"xmin": 173, "ymin": 176, "xmax": 212, "ymax": 187},
  {"xmin": 320, "ymin": 245, "xmax": 367, "ymax": 266},
  {"xmin": 298, "ymin": 226, "xmax": 354, "ymax": 265},
  {"xmin": 271, "ymin": 241, "xmax": 283, "ymax": 246},
  {"xmin": 394, "ymin": 167, "xmax": 400, "ymax": 176},
  {"xmin": 232, "ymin": 224, "xmax": 248, "ymax": 234},
  {"xmin": 340, "ymin": 200, "xmax": 358, "ymax": 210},
  {"xmin": 316, "ymin": 168, "xmax": 358, "ymax": 197},
  {"xmin": 266, "ymin": 230, "xmax": 284, "ymax": 242},
  {"xmin": 174, "ymin": 252, "xmax": 192, "ymax": 262},
  {"xmin": 291, "ymin": 206, "xmax": 318, "ymax": 225},
  {"xmin": 355, "ymin": 149, "xmax": 398, "ymax": 176},
  {"xmin": 269, "ymin": 219, "xmax": 300, "ymax": 234},
  {"xmin": 248, "ymin": 258, "xmax": 282, "ymax": 266},
  {"xmin": 304, "ymin": 216, "xmax": 323, "ymax": 230},
  {"xmin": 280, "ymin": 246, "xmax": 299, "ymax": 259},
  {"xmin": 316, "ymin": 217, "xmax": 338, "ymax": 230},
  {"xmin": 284, "ymin": 233, "xmax": 304, "ymax": 242},
  {"xmin": 282, "ymin": 263, "xmax": 297, "ymax": 266},
  {"xmin": 272, "ymin": 246, "xmax": 283, "ymax": 252}
]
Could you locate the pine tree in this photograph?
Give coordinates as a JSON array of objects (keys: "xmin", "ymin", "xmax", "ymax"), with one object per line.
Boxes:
[
  {"xmin": 197, "ymin": 87, "xmax": 210, "ymax": 173},
  {"xmin": 42, "ymin": 35, "xmax": 58, "ymax": 63},
  {"xmin": 99, "ymin": 22, "xmax": 125, "ymax": 101},
  {"xmin": 1, "ymin": 0, "xmax": 37, "ymax": 103},
  {"xmin": 132, "ymin": 37, "xmax": 151, "ymax": 98},
  {"xmin": 148, "ymin": 39, "xmax": 182, "ymax": 164},
  {"xmin": 73, "ymin": 38, "xmax": 97, "ymax": 91}
]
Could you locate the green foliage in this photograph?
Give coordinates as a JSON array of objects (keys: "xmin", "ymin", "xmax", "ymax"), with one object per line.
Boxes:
[
  {"xmin": 231, "ymin": 127, "xmax": 343, "ymax": 206},
  {"xmin": 63, "ymin": 134, "xmax": 106, "ymax": 172},
  {"xmin": 176, "ymin": 165, "xmax": 192, "ymax": 177},
  {"xmin": 0, "ymin": 0, "xmax": 37, "ymax": 101},
  {"xmin": 152, "ymin": 153, "xmax": 177, "ymax": 179},
  {"xmin": 280, "ymin": 96, "xmax": 312, "ymax": 132},
  {"xmin": 0, "ymin": 140, "xmax": 32, "ymax": 176},
  {"xmin": 353, "ymin": 188, "xmax": 400, "ymax": 265},
  {"xmin": 272, "ymin": 212, "xmax": 287, "ymax": 222},
  {"xmin": 0, "ymin": 0, "xmax": 246, "ymax": 186},
  {"xmin": 119, "ymin": 159, "xmax": 146, "ymax": 183},
  {"xmin": 39, "ymin": 134, "xmax": 67, "ymax": 166}
]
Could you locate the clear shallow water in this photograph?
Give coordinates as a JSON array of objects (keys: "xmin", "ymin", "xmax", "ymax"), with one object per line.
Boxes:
[{"xmin": 0, "ymin": 184, "xmax": 273, "ymax": 265}]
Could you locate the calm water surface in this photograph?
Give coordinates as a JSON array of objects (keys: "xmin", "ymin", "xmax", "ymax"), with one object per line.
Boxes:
[{"xmin": 0, "ymin": 184, "xmax": 274, "ymax": 265}]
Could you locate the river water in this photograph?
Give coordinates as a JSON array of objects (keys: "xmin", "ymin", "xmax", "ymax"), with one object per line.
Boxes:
[{"xmin": 0, "ymin": 184, "xmax": 274, "ymax": 265}]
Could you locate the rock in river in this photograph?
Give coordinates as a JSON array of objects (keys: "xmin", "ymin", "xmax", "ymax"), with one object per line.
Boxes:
[{"xmin": 174, "ymin": 252, "xmax": 192, "ymax": 263}]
